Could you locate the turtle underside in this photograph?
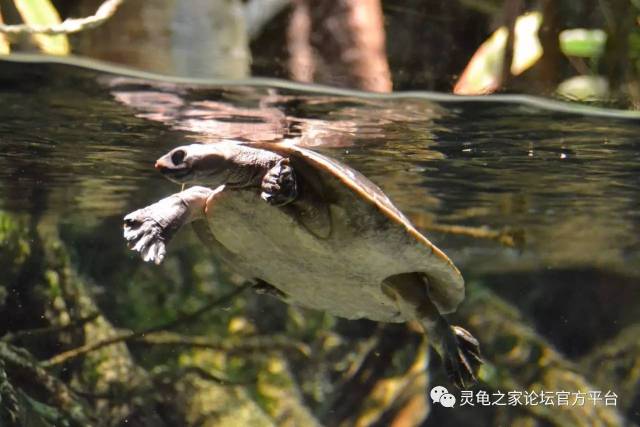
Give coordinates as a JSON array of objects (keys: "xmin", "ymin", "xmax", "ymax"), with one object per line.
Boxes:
[{"xmin": 193, "ymin": 144, "xmax": 464, "ymax": 321}]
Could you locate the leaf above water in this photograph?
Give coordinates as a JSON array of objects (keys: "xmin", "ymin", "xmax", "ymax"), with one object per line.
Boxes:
[
  {"xmin": 13, "ymin": 0, "xmax": 69, "ymax": 55},
  {"xmin": 559, "ymin": 28, "xmax": 607, "ymax": 58}
]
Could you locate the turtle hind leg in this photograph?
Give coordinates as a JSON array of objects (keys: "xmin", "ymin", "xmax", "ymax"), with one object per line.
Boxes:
[
  {"xmin": 453, "ymin": 326, "xmax": 482, "ymax": 364},
  {"xmin": 442, "ymin": 324, "xmax": 483, "ymax": 388},
  {"xmin": 260, "ymin": 158, "xmax": 298, "ymax": 206},
  {"xmin": 382, "ymin": 273, "xmax": 482, "ymax": 389}
]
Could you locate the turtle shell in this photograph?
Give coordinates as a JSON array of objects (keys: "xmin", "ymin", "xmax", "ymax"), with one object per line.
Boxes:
[{"xmin": 196, "ymin": 140, "xmax": 464, "ymax": 320}]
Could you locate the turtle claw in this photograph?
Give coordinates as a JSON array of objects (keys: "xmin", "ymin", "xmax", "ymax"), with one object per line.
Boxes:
[
  {"xmin": 123, "ymin": 210, "xmax": 168, "ymax": 265},
  {"xmin": 443, "ymin": 326, "xmax": 483, "ymax": 389},
  {"xmin": 261, "ymin": 158, "xmax": 298, "ymax": 206}
]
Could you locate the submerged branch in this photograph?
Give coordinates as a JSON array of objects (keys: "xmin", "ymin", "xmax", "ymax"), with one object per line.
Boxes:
[
  {"xmin": 422, "ymin": 223, "xmax": 523, "ymax": 247},
  {"xmin": 133, "ymin": 331, "xmax": 311, "ymax": 356},
  {"xmin": 1, "ymin": 313, "xmax": 99, "ymax": 343},
  {"xmin": 0, "ymin": 342, "xmax": 92, "ymax": 426},
  {"xmin": 72, "ymin": 364, "xmax": 248, "ymax": 403},
  {"xmin": 155, "ymin": 365, "xmax": 252, "ymax": 386},
  {"xmin": 43, "ymin": 283, "xmax": 251, "ymax": 368},
  {"xmin": 0, "ymin": 359, "xmax": 20, "ymax": 425}
]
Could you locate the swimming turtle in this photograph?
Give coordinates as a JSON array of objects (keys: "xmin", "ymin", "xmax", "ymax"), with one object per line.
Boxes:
[{"xmin": 123, "ymin": 140, "xmax": 482, "ymax": 387}]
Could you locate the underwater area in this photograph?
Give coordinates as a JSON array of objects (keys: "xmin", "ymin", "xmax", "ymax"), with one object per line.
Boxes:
[{"xmin": 0, "ymin": 56, "xmax": 639, "ymax": 426}]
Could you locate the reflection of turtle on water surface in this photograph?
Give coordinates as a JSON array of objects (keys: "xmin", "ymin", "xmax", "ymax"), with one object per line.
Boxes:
[{"xmin": 123, "ymin": 140, "xmax": 482, "ymax": 387}]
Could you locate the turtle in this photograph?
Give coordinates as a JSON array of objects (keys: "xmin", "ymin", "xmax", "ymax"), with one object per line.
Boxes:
[{"xmin": 123, "ymin": 139, "xmax": 482, "ymax": 387}]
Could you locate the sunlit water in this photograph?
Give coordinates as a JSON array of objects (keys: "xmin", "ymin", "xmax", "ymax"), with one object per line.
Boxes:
[{"xmin": 1, "ymin": 58, "xmax": 639, "ymax": 426}]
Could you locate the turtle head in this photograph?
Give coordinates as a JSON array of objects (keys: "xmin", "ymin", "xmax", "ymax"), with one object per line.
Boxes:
[{"xmin": 155, "ymin": 144, "xmax": 231, "ymax": 186}]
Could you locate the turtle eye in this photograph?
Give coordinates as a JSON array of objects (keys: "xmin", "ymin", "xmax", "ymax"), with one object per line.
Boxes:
[{"xmin": 171, "ymin": 149, "xmax": 186, "ymax": 165}]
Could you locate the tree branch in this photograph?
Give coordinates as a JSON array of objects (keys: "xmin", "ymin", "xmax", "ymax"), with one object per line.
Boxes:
[
  {"xmin": 1, "ymin": 313, "xmax": 99, "ymax": 343},
  {"xmin": 0, "ymin": 0, "xmax": 124, "ymax": 36},
  {"xmin": 0, "ymin": 342, "xmax": 93, "ymax": 426},
  {"xmin": 133, "ymin": 331, "xmax": 310, "ymax": 356},
  {"xmin": 42, "ymin": 282, "xmax": 251, "ymax": 367}
]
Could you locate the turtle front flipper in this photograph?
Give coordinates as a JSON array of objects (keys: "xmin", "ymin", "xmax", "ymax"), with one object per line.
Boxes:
[
  {"xmin": 260, "ymin": 158, "xmax": 298, "ymax": 206},
  {"xmin": 124, "ymin": 186, "xmax": 214, "ymax": 264}
]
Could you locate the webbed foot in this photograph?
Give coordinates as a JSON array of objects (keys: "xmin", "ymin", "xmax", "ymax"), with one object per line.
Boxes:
[
  {"xmin": 382, "ymin": 273, "xmax": 483, "ymax": 388},
  {"xmin": 443, "ymin": 326, "xmax": 483, "ymax": 389},
  {"xmin": 124, "ymin": 209, "xmax": 169, "ymax": 264},
  {"xmin": 260, "ymin": 158, "xmax": 298, "ymax": 206},
  {"xmin": 124, "ymin": 187, "xmax": 211, "ymax": 264}
]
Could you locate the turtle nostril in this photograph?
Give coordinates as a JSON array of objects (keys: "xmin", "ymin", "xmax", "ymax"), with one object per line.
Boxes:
[{"xmin": 171, "ymin": 149, "xmax": 186, "ymax": 165}]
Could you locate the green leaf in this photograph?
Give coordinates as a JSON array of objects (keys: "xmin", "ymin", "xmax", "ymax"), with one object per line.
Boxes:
[
  {"xmin": 559, "ymin": 29, "xmax": 606, "ymax": 58},
  {"xmin": 13, "ymin": 0, "xmax": 70, "ymax": 55}
]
